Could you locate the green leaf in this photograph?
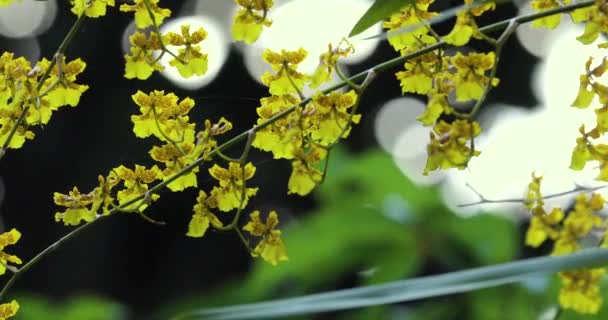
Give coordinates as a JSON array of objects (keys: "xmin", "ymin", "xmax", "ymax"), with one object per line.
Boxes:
[
  {"xmin": 348, "ymin": 0, "xmax": 415, "ymax": 37},
  {"xmin": 360, "ymin": 0, "xmax": 510, "ymax": 41},
  {"xmin": 14, "ymin": 294, "xmax": 125, "ymax": 320},
  {"xmin": 434, "ymin": 214, "xmax": 517, "ymax": 265},
  {"xmin": 173, "ymin": 248, "xmax": 608, "ymax": 319}
]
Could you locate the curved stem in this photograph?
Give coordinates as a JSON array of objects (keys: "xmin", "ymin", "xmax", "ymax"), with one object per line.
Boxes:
[{"xmin": 0, "ymin": 216, "xmax": 103, "ymax": 300}]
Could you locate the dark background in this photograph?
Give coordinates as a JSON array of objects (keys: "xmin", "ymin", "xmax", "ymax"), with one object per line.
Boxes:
[{"xmin": 0, "ymin": 0, "xmax": 537, "ymax": 318}]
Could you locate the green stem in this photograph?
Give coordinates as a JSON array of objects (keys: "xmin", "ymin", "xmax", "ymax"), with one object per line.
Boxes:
[
  {"xmin": 0, "ymin": 216, "xmax": 103, "ymax": 301},
  {"xmin": 283, "ymin": 63, "xmax": 305, "ymax": 100}
]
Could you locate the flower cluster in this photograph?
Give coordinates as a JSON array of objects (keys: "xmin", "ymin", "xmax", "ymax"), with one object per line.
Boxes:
[
  {"xmin": 121, "ymin": 1, "xmax": 209, "ymax": 80},
  {"xmin": 232, "ymin": 0, "xmax": 273, "ymax": 44},
  {"xmin": 0, "ymin": 53, "xmax": 88, "ymax": 150},
  {"xmin": 523, "ymin": 174, "xmax": 607, "ymax": 314},
  {"xmin": 52, "ymin": 88, "xmax": 286, "ymax": 265},
  {"xmin": 383, "ymin": 0, "xmax": 499, "ymax": 175},
  {"xmin": 530, "ymin": 0, "xmax": 606, "ymax": 44},
  {"xmin": 0, "ymin": 229, "xmax": 23, "ymax": 319},
  {"xmin": 570, "ymin": 56, "xmax": 608, "ymax": 180},
  {"xmin": 444, "ymin": 0, "xmax": 495, "ymax": 46},
  {"xmin": 251, "ymin": 45, "xmax": 360, "ymax": 196},
  {"xmin": 243, "ymin": 210, "xmax": 288, "ymax": 266}
]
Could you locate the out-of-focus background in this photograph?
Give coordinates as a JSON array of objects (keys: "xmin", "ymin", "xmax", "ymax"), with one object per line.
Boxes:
[{"xmin": 1, "ymin": 0, "xmax": 608, "ymax": 319}]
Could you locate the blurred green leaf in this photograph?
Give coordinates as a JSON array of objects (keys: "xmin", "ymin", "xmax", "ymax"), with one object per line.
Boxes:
[
  {"xmin": 317, "ymin": 148, "xmax": 441, "ymax": 215},
  {"xmin": 348, "ymin": 0, "xmax": 414, "ymax": 37},
  {"xmin": 173, "ymin": 249, "xmax": 608, "ymax": 319},
  {"xmin": 469, "ymin": 286, "xmax": 543, "ymax": 320},
  {"xmin": 14, "ymin": 294, "xmax": 125, "ymax": 320},
  {"xmin": 433, "ymin": 213, "xmax": 517, "ymax": 265}
]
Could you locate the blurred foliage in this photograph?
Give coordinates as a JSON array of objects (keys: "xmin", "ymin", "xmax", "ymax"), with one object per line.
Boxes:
[
  {"xmin": 13, "ymin": 294, "xmax": 125, "ymax": 320},
  {"xmin": 17, "ymin": 148, "xmax": 608, "ymax": 319},
  {"xmin": 157, "ymin": 148, "xmax": 527, "ymax": 319}
]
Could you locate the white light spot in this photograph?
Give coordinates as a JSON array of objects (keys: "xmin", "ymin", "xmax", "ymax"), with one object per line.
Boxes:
[
  {"xmin": 537, "ymin": 24, "xmax": 606, "ymax": 109},
  {"xmin": 158, "ymin": 16, "xmax": 229, "ymax": 90},
  {"xmin": 0, "ymin": 0, "xmax": 56, "ymax": 38},
  {"xmin": 375, "ymin": 97, "xmax": 442, "ymax": 186},
  {"xmin": 375, "ymin": 97, "xmax": 425, "ymax": 154},
  {"xmin": 442, "ymin": 105, "xmax": 581, "ymax": 215},
  {"xmin": 241, "ymin": 0, "xmax": 380, "ymax": 88},
  {"xmin": 121, "ymin": 22, "xmax": 137, "ymax": 55},
  {"xmin": 515, "ymin": 3, "xmax": 573, "ymax": 58}
]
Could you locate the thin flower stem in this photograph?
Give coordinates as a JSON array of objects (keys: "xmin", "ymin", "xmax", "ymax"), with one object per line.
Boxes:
[
  {"xmin": 458, "ymin": 182, "xmax": 608, "ymax": 207},
  {"xmin": 461, "ymin": 18, "xmax": 519, "ymax": 120},
  {"xmin": 150, "ymin": 104, "xmax": 187, "ymax": 156},
  {"xmin": 334, "ymin": 63, "xmax": 360, "ymax": 93},
  {"xmin": 0, "ymin": 13, "xmax": 87, "ymax": 159},
  {"xmin": 142, "ymin": 0, "xmax": 183, "ymax": 63},
  {"xmin": 0, "ymin": 216, "xmax": 103, "ymax": 301},
  {"xmin": 319, "ymin": 148, "xmax": 331, "ymax": 184},
  {"xmin": 215, "ymin": 130, "xmax": 255, "ymax": 234},
  {"xmin": 325, "ymin": 70, "xmax": 376, "ymax": 150},
  {"xmin": 0, "ymin": 0, "xmax": 596, "ymax": 299},
  {"xmin": 234, "ymin": 227, "xmax": 253, "ymax": 252},
  {"xmin": 284, "ymin": 62, "xmax": 306, "ymax": 100}
]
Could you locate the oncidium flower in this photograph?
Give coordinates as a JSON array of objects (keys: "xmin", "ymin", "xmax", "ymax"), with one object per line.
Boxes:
[
  {"xmin": 114, "ymin": 165, "xmax": 162, "ymax": 210},
  {"xmin": 38, "ymin": 56, "xmax": 89, "ymax": 111},
  {"xmin": 450, "ymin": 51, "xmax": 499, "ymax": 102},
  {"xmin": 424, "ymin": 120, "xmax": 481, "ymax": 174},
  {"xmin": 559, "ymin": 268, "xmax": 606, "ymax": 314},
  {"xmin": 0, "ymin": 53, "xmax": 38, "ymax": 149},
  {"xmin": 194, "ymin": 117, "xmax": 233, "ymax": 160},
  {"xmin": 576, "ymin": 0, "xmax": 608, "ymax": 44},
  {"xmin": 260, "ymin": 48, "xmax": 308, "ymax": 96},
  {"xmin": 553, "ymin": 193, "xmax": 604, "ymax": 255},
  {"xmin": 232, "ymin": 0, "xmax": 273, "ymax": 44},
  {"xmin": 163, "ymin": 25, "xmax": 209, "ymax": 78},
  {"xmin": 0, "ymin": 229, "xmax": 22, "ymax": 275},
  {"xmin": 71, "ymin": 0, "xmax": 115, "ymax": 18},
  {"xmin": 130, "ymin": 90, "xmax": 197, "ymax": 144},
  {"xmin": 187, "ymin": 190, "xmax": 222, "ymax": 238},
  {"xmin": 252, "ymin": 95, "xmax": 304, "ymax": 159},
  {"xmin": 243, "ymin": 210, "xmax": 288, "ymax": 266},
  {"xmin": 54, "ymin": 187, "xmax": 97, "ymax": 226},
  {"xmin": 310, "ymin": 41, "xmax": 354, "ymax": 89},
  {"xmin": 149, "ymin": 141, "xmax": 199, "ymax": 191},
  {"xmin": 119, "ymin": 0, "xmax": 171, "ymax": 29},
  {"xmin": 124, "ymin": 31, "xmax": 164, "ymax": 80},
  {"xmin": 396, "ymin": 53, "xmax": 443, "ymax": 95},
  {"xmin": 208, "ymin": 162, "xmax": 258, "ymax": 212},
  {"xmin": 288, "ymin": 146, "xmax": 327, "ymax": 196},
  {"xmin": 0, "ymin": 300, "xmax": 19, "ymax": 319},
  {"xmin": 444, "ymin": 0, "xmax": 495, "ymax": 46},
  {"xmin": 383, "ymin": 0, "xmax": 439, "ymax": 53},
  {"xmin": 309, "ymin": 90, "xmax": 360, "ymax": 145}
]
